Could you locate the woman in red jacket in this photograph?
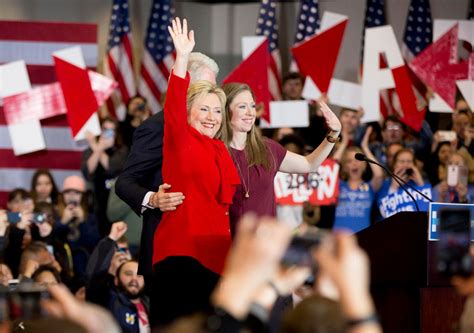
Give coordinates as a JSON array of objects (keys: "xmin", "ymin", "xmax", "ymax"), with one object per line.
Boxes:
[{"xmin": 151, "ymin": 18, "xmax": 240, "ymax": 326}]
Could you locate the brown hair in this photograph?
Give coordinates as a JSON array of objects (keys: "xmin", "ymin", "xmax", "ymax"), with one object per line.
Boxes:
[
  {"xmin": 281, "ymin": 295, "xmax": 345, "ymax": 333},
  {"xmin": 221, "ymin": 83, "xmax": 272, "ymax": 169},
  {"xmin": 392, "ymin": 148, "xmax": 415, "ymax": 171},
  {"xmin": 340, "ymin": 146, "xmax": 366, "ymax": 181},
  {"xmin": 100, "ymin": 116, "xmax": 123, "ymax": 148},
  {"xmin": 30, "ymin": 168, "xmax": 59, "ymax": 205},
  {"xmin": 187, "ymin": 80, "xmax": 227, "ymax": 138}
]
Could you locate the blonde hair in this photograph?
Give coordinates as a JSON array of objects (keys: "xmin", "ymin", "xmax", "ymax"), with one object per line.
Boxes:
[
  {"xmin": 186, "ymin": 80, "xmax": 227, "ymax": 138},
  {"xmin": 221, "ymin": 83, "xmax": 272, "ymax": 169},
  {"xmin": 454, "ymin": 148, "xmax": 474, "ymax": 183}
]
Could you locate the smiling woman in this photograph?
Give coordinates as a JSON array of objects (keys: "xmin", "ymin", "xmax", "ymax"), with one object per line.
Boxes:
[
  {"xmin": 186, "ymin": 81, "xmax": 226, "ymax": 138},
  {"xmin": 221, "ymin": 82, "xmax": 342, "ymax": 233},
  {"xmin": 151, "ymin": 17, "xmax": 240, "ymax": 326}
]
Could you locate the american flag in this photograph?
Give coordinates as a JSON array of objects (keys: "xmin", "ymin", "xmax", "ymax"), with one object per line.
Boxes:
[
  {"xmin": 256, "ymin": 0, "xmax": 282, "ymax": 101},
  {"xmin": 402, "ymin": 0, "xmax": 432, "ymax": 61},
  {"xmin": 402, "ymin": 0, "xmax": 432, "ymax": 110},
  {"xmin": 361, "ymin": 0, "xmax": 394, "ymax": 118},
  {"xmin": 104, "ymin": 0, "xmax": 136, "ymax": 120},
  {"xmin": 138, "ymin": 0, "xmax": 175, "ymax": 114},
  {"xmin": 294, "ymin": 0, "xmax": 320, "ymax": 44},
  {"xmin": 361, "ymin": 0, "xmax": 386, "ymax": 63},
  {"xmin": 0, "ymin": 21, "xmax": 97, "ymax": 206},
  {"xmin": 290, "ymin": 0, "xmax": 320, "ymax": 71}
]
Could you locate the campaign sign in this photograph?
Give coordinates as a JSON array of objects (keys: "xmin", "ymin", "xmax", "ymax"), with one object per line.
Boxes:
[
  {"xmin": 274, "ymin": 159, "xmax": 339, "ymax": 206},
  {"xmin": 378, "ymin": 184, "xmax": 432, "ymax": 218},
  {"xmin": 428, "ymin": 202, "xmax": 474, "ymax": 241}
]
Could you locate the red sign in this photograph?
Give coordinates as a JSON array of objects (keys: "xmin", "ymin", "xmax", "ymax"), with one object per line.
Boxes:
[
  {"xmin": 223, "ymin": 40, "xmax": 271, "ymax": 123},
  {"xmin": 292, "ymin": 19, "xmax": 347, "ymax": 94},
  {"xmin": 274, "ymin": 159, "xmax": 340, "ymax": 206}
]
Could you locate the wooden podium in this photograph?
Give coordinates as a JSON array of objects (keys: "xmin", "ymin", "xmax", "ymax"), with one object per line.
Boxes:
[{"xmin": 357, "ymin": 212, "xmax": 465, "ymax": 333}]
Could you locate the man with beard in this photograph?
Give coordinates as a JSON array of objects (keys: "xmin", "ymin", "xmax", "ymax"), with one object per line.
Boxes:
[{"xmin": 86, "ymin": 222, "xmax": 150, "ymax": 333}]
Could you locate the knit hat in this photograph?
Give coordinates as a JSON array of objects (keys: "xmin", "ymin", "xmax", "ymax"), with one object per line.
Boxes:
[{"xmin": 63, "ymin": 175, "xmax": 86, "ymax": 192}]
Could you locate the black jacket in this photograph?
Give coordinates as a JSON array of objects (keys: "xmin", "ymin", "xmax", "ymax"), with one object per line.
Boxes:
[
  {"xmin": 86, "ymin": 236, "xmax": 150, "ymax": 333},
  {"xmin": 115, "ymin": 112, "xmax": 164, "ymax": 277}
]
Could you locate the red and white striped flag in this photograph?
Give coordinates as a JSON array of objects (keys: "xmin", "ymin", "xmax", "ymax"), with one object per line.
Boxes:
[
  {"xmin": 138, "ymin": 0, "xmax": 175, "ymax": 114},
  {"xmin": 104, "ymin": 0, "xmax": 136, "ymax": 120},
  {"xmin": 0, "ymin": 20, "xmax": 97, "ymax": 206},
  {"xmin": 256, "ymin": 0, "xmax": 282, "ymax": 101}
]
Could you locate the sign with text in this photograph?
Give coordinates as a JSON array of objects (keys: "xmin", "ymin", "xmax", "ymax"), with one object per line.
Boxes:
[
  {"xmin": 378, "ymin": 184, "xmax": 432, "ymax": 218},
  {"xmin": 274, "ymin": 159, "xmax": 339, "ymax": 206}
]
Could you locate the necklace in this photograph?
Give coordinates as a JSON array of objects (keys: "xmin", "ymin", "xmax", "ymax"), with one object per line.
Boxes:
[{"xmin": 230, "ymin": 149, "xmax": 250, "ymax": 198}]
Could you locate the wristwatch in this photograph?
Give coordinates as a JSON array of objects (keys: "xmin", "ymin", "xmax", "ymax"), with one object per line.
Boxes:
[{"xmin": 326, "ymin": 131, "xmax": 340, "ymax": 143}]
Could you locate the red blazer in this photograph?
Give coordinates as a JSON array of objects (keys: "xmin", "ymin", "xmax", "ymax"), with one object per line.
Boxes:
[{"xmin": 153, "ymin": 72, "xmax": 240, "ymax": 274}]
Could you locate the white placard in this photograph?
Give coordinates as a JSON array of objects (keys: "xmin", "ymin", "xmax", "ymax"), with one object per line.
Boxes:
[
  {"xmin": 302, "ymin": 77, "xmax": 361, "ymax": 110},
  {"xmin": 433, "ymin": 20, "xmax": 474, "ymax": 46},
  {"xmin": 429, "ymin": 93, "xmax": 453, "ymax": 113},
  {"xmin": 242, "ymin": 36, "xmax": 266, "ymax": 59},
  {"xmin": 53, "ymin": 46, "xmax": 86, "ymax": 69},
  {"xmin": 319, "ymin": 12, "xmax": 348, "ymax": 33},
  {"xmin": 8, "ymin": 120, "xmax": 45, "ymax": 155},
  {"xmin": 261, "ymin": 100, "xmax": 309, "ymax": 128},
  {"xmin": 457, "ymin": 79, "xmax": 474, "ymax": 111},
  {"xmin": 73, "ymin": 112, "xmax": 101, "ymax": 141},
  {"xmin": 0, "ymin": 61, "xmax": 31, "ymax": 98}
]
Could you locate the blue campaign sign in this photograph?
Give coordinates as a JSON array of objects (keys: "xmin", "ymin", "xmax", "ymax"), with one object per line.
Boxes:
[
  {"xmin": 428, "ymin": 202, "xmax": 474, "ymax": 241},
  {"xmin": 378, "ymin": 184, "xmax": 432, "ymax": 218}
]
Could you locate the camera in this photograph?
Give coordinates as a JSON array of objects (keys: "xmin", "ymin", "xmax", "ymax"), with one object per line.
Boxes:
[
  {"xmin": 436, "ymin": 207, "xmax": 472, "ymax": 277},
  {"xmin": 6, "ymin": 212, "xmax": 46, "ymax": 224},
  {"xmin": 405, "ymin": 168, "xmax": 413, "ymax": 177},
  {"xmin": 102, "ymin": 128, "xmax": 115, "ymax": 139},
  {"xmin": 136, "ymin": 103, "xmax": 146, "ymax": 112},
  {"xmin": 281, "ymin": 228, "xmax": 329, "ymax": 267},
  {"xmin": 66, "ymin": 200, "xmax": 79, "ymax": 207},
  {"xmin": 0, "ymin": 283, "xmax": 50, "ymax": 322},
  {"xmin": 32, "ymin": 213, "xmax": 47, "ymax": 224}
]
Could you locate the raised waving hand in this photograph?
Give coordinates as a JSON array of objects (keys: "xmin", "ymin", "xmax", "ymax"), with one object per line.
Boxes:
[{"xmin": 168, "ymin": 17, "xmax": 195, "ymax": 78}]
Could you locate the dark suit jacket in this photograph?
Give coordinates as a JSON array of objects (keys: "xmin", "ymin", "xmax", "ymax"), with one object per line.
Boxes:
[{"xmin": 115, "ymin": 112, "xmax": 164, "ymax": 277}]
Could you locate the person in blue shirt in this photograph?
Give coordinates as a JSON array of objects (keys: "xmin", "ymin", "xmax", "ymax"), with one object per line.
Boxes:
[
  {"xmin": 376, "ymin": 148, "xmax": 431, "ymax": 218},
  {"xmin": 333, "ymin": 127, "xmax": 384, "ymax": 233}
]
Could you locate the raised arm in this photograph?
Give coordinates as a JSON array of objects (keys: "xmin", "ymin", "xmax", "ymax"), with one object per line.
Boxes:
[
  {"xmin": 168, "ymin": 17, "xmax": 195, "ymax": 79},
  {"xmin": 280, "ymin": 102, "xmax": 342, "ymax": 173},
  {"xmin": 361, "ymin": 126, "xmax": 384, "ymax": 192},
  {"xmin": 163, "ymin": 17, "xmax": 196, "ymax": 147}
]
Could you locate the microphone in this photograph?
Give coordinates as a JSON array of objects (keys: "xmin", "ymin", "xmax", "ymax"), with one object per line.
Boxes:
[{"xmin": 355, "ymin": 153, "xmax": 432, "ymax": 211}]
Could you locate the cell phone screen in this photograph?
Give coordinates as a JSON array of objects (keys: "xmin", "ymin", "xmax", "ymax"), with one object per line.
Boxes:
[
  {"xmin": 6, "ymin": 212, "xmax": 21, "ymax": 224},
  {"xmin": 281, "ymin": 230, "xmax": 326, "ymax": 267},
  {"xmin": 437, "ymin": 208, "xmax": 472, "ymax": 277}
]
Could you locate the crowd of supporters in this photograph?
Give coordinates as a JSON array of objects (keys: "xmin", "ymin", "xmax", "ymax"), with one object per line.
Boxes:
[{"xmin": 0, "ymin": 68, "xmax": 472, "ymax": 332}]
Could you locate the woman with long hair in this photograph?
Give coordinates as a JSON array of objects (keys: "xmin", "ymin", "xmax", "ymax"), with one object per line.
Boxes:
[
  {"xmin": 30, "ymin": 168, "xmax": 59, "ymax": 206},
  {"xmin": 221, "ymin": 82, "xmax": 341, "ymax": 232}
]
